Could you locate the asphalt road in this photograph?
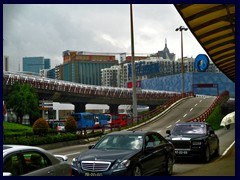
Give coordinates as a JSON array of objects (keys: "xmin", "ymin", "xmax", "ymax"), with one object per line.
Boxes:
[
  {"xmin": 132, "ymin": 96, "xmax": 216, "ymax": 136},
  {"xmin": 176, "ymin": 143, "xmax": 235, "ymax": 176},
  {"xmin": 44, "ymin": 96, "xmax": 235, "ymax": 176},
  {"xmin": 172, "ymin": 125, "xmax": 235, "ymax": 176}
]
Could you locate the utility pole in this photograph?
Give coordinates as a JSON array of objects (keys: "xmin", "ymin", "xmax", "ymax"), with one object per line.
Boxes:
[{"xmin": 130, "ymin": 4, "xmax": 137, "ymax": 119}]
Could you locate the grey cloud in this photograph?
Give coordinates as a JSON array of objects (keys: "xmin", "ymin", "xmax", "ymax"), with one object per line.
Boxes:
[{"xmin": 3, "ymin": 4, "xmax": 206, "ymax": 71}]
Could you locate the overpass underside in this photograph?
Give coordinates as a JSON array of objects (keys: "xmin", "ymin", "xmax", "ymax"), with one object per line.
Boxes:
[
  {"xmin": 37, "ymin": 90, "xmax": 169, "ymax": 106},
  {"xmin": 4, "ymin": 86, "xmax": 170, "ymax": 106}
]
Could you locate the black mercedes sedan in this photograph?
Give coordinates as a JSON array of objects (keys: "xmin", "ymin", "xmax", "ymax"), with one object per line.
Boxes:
[
  {"xmin": 71, "ymin": 130, "xmax": 175, "ymax": 176},
  {"xmin": 165, "ymin": 122, "xmax": 220, "ymax": 162}
]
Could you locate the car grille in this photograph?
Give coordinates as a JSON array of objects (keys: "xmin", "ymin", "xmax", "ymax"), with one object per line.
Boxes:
[
  {"xmin": 172, "ymin": 140, "xmax": 191, "ymax": 149},
  {"xmin": 81, "ymin": 161, "xmax": 111, "ymax": 172}
]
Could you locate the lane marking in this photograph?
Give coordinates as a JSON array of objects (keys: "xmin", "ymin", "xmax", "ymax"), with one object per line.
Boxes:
[
  {"xmin": 222, "ymin": 140, "xmax": 235, "ymax": 156},
  {"xmin": 195, "ymin": 104, "xmax": 198, "ymax": 106},
  {"xmin": 183, "ymin": 114, "xmax": 187, "ymax": 118},
  {"xmin": 190, "ymin": 108, "xmax": 193, "ymax": 112},
  {"xmin": 166, "ymin": 125, "xmax": 172, "ymax": 129},
  {"xmin": 176, "ymin": 119, "xmax": 180, "ymax": 123}
]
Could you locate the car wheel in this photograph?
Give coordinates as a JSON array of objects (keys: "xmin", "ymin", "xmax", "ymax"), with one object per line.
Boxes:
[
  {"xmin": 204, "ymin": 146, "xmax": 210, "ymax": 163},
  {"xmin": 132, "ymin": 165, "xmax": 142, "ymax": 176},
  {"xmin": 214, "ymin": 145, "xmax": 220, "ymax": 157},
  {"xmin": 164, "ymin": 157, "xmax": 173, "ymax": 175}
]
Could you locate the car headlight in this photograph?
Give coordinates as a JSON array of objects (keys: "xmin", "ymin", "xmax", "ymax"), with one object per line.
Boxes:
[
  {"xmin": 72, "ymin": 157, "xmax": 77, "ymax": 165},
  {"xmin": 72, "ymin": 158, "xmax": 81, "ymax": 168},
  {"xmin": 112, "ymin": 160, "xmax": 131, "ymax": 170},
  {"xmin": 192, "ymin": 141, "xmax": 202, "ymax": 146}
]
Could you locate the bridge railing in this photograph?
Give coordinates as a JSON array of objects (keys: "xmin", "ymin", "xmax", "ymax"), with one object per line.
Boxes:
[
  {"xmin": 108, "ymin": 91, "xmax": 229, "ymax": 131},
  {"xmin": 3, "ymin": 71, "xmax": 181, "ymax": 100},
  {"xmin": 108, "ymin": 92, "xmax": 195, "ymax": 130},
  {"xmin": 132, "ymin": 92, "xmax": 195, "ymax": 125},
  {"xmin": 187, "ymin": 91, "xmax": 230, "ymax": 122}
]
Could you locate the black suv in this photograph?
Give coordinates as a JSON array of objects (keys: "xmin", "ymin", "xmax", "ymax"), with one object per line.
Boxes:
[{"xmin": 165, "ymin": 122, "xmax": 219, "ymax": 162}]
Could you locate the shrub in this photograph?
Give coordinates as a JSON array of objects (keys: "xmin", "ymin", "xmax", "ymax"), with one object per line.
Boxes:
[
  {"xmin": 4, "ymin": 133, "xmax": 78, "ymax": 145},
  {"xmin": 32, "ymin": 118, "xmax": 49, "ymax": 136},
  {"xmin": 65, "ymin": 116, "xmax": 77, "ymax": 133},
  {"xmin": 206, "ymin": 105, "xmax": 223, "ymax": 130}
]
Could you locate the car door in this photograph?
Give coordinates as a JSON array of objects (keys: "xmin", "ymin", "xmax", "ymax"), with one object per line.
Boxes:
[
  {"xmin": 207, "ymin": 125, "xmax": 219, "ymax": 154},
  {"xmin": 22, "ymin": 151, "xmax": 56, "ymax": 176},
  {"xmin": 140, "ymin": 133, "xmax": 162, "ymax": 175},
  {"xmin": 152, "ymin": 133, "xmax": 172, "ymax": 171}
]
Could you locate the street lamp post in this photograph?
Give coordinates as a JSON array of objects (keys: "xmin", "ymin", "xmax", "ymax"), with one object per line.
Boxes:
[
  {"xmin": 130, "ymin": 4, "xmax": 137, "ymax": 119},
  {"xmin": 176, "ymin": 26, "xmax": 188, "ymax": 96}
]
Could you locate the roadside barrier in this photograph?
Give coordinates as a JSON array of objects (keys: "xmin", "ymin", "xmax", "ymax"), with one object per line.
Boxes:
[{"xmin": 187, "ymin": 91, "xmax": 229, "ymax": 122}]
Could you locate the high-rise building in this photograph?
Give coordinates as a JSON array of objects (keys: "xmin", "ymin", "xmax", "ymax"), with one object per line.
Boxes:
[
  {"xmin": 100, "ymin": 39, "xmax": 219, "ymax": 88},
  {"xmin": 46, "ymin": 68, "xmax": 56, "ymax": 79},
  {"xmin": 57, "ymin": 50, "xmax": 118, "ymax": 85},
  {"xmin": 101, "ymin": 65, "xmax": 121, "ymax": 87},
  {"xmin": 22, "ymin": 57, "xmax": 51, "ymax": 74},
  {"xmin": 101, "ymin": 56, "xmax": 220, "ymax": 88}
]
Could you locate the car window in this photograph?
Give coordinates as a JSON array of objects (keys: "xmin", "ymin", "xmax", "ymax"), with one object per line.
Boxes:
[
  {"xmin": 172, "ymin": 124, "xmax": 207, "ymax": 135},
  {"xmin": 22, "ymin": 152, "xmax": 52, "ymax": 174},
  {"xmin": 95, "ymin": 135, "xmax": 143, "ymax": 150},
  {"xmin": 145, "ymin": 134, "xmax": 162, "ymax": 148},
  {"xmin": 4, "ymin": 154, "xmax": 25, "ymax": 176}
]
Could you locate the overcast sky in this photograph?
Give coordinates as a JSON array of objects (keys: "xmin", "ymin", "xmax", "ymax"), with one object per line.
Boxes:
[{"xmin": 3, "ymin": 4, "xmax": 207, "ymax": 72}]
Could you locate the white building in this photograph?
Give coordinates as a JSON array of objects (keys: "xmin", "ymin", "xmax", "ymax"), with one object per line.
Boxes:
[
  {"xmin": 101, "ymin": 65, "xmax": 121, "ymax": 87},
  {"xmin": 101, "ymin": 56, "xmax": 220, "ymax": 88}
]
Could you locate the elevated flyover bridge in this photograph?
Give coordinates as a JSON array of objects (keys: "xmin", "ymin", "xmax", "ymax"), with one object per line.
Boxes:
[{"xmin": 3, "ymin": 71, "xmax": 194, "ymax": 113}]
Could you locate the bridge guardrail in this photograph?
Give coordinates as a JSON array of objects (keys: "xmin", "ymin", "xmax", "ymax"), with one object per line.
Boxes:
[
  {"xmin": 107, "ymin": 92, "xmax": 195, "ymax": 131},
  {"xmin": 187, "ymin": 91, "xmax": 230, "ymax": 122},
  {"xmin": 3, "ymin": 71, "xmax": 181, "ymax": 100}
]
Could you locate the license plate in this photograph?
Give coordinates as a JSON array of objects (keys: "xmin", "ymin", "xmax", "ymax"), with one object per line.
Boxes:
[
  {"xmin": 85, "ymin": 172, "xmax": 103, "ymax": 176},
  {"xmin": 175, "ymin": 150, "xmax": 188, "ymax": 154}
]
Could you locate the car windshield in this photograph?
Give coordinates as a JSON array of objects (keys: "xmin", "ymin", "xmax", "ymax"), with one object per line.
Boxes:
[
  {"xmin": 94, "ymin": 134, "xmax": 143, "ymax": 150},
  {"xmin": 172, "ymin": 124, "xmax": 207, "ymax": 135}
]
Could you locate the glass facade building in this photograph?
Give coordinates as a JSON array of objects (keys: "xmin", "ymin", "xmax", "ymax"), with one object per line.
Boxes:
[
  {"xmin": 59, "ymin": 60, "xmax": 118, "ymax": 85},
  {"xmin": 23, "ymin": 57, "xmax": 51, "ymax": 74}
]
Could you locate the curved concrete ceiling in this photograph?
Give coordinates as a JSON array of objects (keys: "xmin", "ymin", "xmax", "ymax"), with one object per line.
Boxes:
[{"xmin": 174, "ymin": 4, "xmax": 235, "ymax": 83}]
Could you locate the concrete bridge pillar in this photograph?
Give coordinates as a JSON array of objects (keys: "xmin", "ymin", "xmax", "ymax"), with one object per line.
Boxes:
[
  {"xmin": 73, "ymin": 102, "xmax": 87, "ymax": 113},
  {"xmin": 108, "ymin": 104, "xmax": 119, "ymax": 114}
]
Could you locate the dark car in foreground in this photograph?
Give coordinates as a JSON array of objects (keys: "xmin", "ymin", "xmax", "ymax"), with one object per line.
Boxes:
[
  {"xmin": 165, "ymin": 122, "xmax": 219, "ymax": 162},
  {"xmin": 3, "ymin": 145, "xmax": 72, "ymax": 176},
  {"xmin": 72, "ymin": 130, "xmax": 175, "ymax": 176}
]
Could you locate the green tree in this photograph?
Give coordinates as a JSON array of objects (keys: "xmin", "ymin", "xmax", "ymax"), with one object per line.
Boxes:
[{"xmin": 5, "ymin": 82, "xmax": 41, "ymax": 124}]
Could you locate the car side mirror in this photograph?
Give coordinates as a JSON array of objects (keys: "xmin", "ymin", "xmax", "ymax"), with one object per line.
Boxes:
[
  {"xmin": 54, "ymin": 155, "xmax": 68, "ymax": 161},
  {"xmin": 88, "ymin": 144, "xmax": 95, "ymax": 149},
  {"xmin": 209, "ymin": 130, "xmax": 215, "ymax": 135},
  {"xmin": 166, "ymin": 130, "xmax": 171, "ymax": 135}
]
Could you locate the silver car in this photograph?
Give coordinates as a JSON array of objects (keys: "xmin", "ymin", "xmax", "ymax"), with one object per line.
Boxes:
[{"xmin": 3, "ymin": 144, "xmax": 72, "ymax": 176}]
